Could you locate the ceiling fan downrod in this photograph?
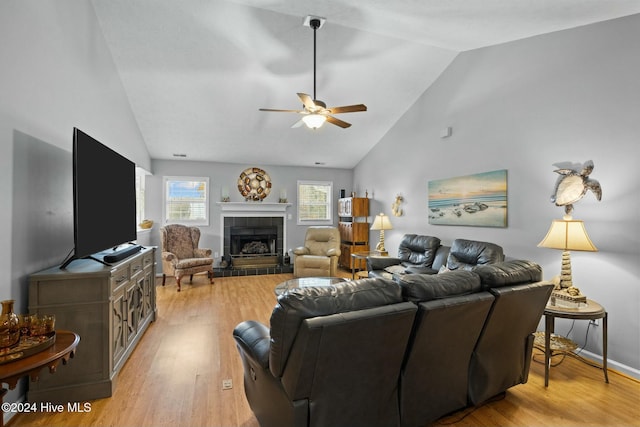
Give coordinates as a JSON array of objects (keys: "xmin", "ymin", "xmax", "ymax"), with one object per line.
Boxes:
[{"xmin": 310, "ymin": 18, "xmax": 321, "ymax": 101}]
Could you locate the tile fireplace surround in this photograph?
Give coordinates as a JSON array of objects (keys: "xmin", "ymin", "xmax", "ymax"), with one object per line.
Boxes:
[{"xmin": 217, "ymin": 202, "xmax": 293, "ymax": 277}]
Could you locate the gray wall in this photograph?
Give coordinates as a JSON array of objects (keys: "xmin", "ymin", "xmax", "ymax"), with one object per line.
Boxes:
[
  {"xmin": 354, "ymin": 15, "xmax": 640, "ymax": 376},
  {"xmin": 0, "ymin": 1, "xmax": 151, "ymax": 410},
  {"xmin": 146, "ymin": 159, "xmax": 353, "ymax": 271}
]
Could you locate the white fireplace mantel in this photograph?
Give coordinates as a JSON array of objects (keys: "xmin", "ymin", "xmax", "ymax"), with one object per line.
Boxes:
[{"xmin": 217, "ymin": 202, "xmax": 291, "ymax": 214}]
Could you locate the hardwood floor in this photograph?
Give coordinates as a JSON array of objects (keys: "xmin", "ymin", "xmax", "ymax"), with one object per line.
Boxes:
[{"xmin": 9, "ymin": 271, "xmax": 640, "ymax": 427}]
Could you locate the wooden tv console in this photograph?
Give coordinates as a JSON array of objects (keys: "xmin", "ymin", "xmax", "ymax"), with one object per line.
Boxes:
[{"xmin": 28, "ymin": 247, "xmax": 156, "ymax": 403}]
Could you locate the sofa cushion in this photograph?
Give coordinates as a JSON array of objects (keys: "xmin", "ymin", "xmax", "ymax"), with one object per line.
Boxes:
[
  {"xmin": 384, "ymin": 264, "xmax": 408, "ymax": 275},
  {"xmin": 175, "ymin": 257, "xmax": 214, "ymax": 269},
  {"xmin": 395, "ymin": 270, "xmax": 482, "ymax": 303},
  {"xmin": 404, "ymin": 266, "xmax": 438, "ymax": 275},
  {"xmin": 384, "ymin": 263, "xmax": 438, "ymax": 276},
  {"xmin": 446, "ymin": 239, "xmax": 504, "ymax": 270},
  {"xmin": 473, "ymin": 260, "xmax": 543, "ymax": 289},
  {"xmin": 269, "ymin": 277, "xmax": 402, "ymax": 377},
  {"xmin": 397, "ymin": 234, "xmax": 441, "ymax": 267}
]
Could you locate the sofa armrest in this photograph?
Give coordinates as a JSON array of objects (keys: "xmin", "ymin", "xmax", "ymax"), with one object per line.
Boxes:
[
  {"xmin": 193, "ymin": 248, "xmax": 212, "ymax": 257},
  {"xmin": 233, "ymin": 320, "xmax": 271, "ymax": 370},
  {"xmin": 293, "ymin": 246, "xmax": 310, "ymax": 255},
  {"xmin": 367, "ymin": 256, "xmax": 401, "ymax": 271},
  {"xmin": 326, "ymin": 248, "xmax": 340, "ymax": 257},
  {"xmin": 161, "ymin": 251, "xmax": 176, "ymax": 262}
]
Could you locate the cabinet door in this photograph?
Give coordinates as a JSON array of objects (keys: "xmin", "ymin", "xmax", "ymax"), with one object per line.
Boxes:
[
  {"xmin": 142, "ymin": 251, "xmax": 156, "ymax": 322},
  {"xmin": 339, "ymin": 244, "xmax": 352, "ymax": 268},
  {"xmin": 125, "ymin": 281, "xmax": 138, "ymax": 348},
  {"xmin": 339, "ymin": 222, "xmax": 353, "ymax": 242},
  {"xmin": 134, "ymin": 273, "xmax": 146, "ymax": 327},
  {"xmin": 142, "ymin": 270, "xmax": 152, "ymax": 323},
  {"xmin": 112, "ymin": 286, "xmax": 126, "ymax": 367},
  {"xmin": 351, "ymin": 222, "xmax": 369, "ymax": 242},
  {"xmin": 351, "ymin": 198, "xmax": 369, "ymax": 217}
]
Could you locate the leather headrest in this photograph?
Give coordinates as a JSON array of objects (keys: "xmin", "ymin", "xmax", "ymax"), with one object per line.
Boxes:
[
  {"xmin": 398, "ymin": 234, "xmax": 441, "ymax": 267},
  {"xmin": 446, "ymin": 239, "xmax": 504, "ymax": 270},
  {"xmin": 473, "ymin": 260, "xmax": 543, "ymax": 289},
  {"xmin": 305, "ymin": 227, "xmax": 339, "ymax": 243},
  {"xmin": 269, "ymin": 277, "xmax": 402, "ymax": 377},
  {"xmin": 395, "ymin": 270, "xmax": 482, "ymax": 302}
]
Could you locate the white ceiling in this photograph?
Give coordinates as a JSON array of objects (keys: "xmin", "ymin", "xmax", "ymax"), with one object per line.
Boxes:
[{"xmin": 91, "ymin": 0, "xmax": 640, "ymax": 169}]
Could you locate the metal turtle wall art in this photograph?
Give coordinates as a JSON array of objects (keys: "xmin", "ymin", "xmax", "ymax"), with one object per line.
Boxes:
[{"xmin": 551, "ymin": 160, "xmax": 602, "ymax": 215}]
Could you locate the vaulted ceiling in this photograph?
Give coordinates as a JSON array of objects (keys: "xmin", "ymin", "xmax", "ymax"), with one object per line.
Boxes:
[{"xmin": 91, "ymin": 0, "xmax": 640, "ymax": 168}]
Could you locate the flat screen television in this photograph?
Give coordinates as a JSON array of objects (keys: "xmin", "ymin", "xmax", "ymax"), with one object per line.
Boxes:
[{"xmin": 60, "ymin": 128, "xmax": 138, "ymax": 268}]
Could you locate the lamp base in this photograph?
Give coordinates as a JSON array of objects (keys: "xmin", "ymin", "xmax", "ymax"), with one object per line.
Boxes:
[{"xmin": 550, "ymin": 289, "xmax": 587, "ymax": 307}]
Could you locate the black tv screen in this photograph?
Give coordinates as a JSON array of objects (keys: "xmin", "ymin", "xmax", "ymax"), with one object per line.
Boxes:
[{"xmin": 68, "ymin": 128, "xmax": 137, "ymax": 265}]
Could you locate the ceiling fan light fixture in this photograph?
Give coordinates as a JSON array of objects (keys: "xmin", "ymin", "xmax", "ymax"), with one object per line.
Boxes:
[{"xmin": 302, "ymin": 114, "xmax": 326, "ymax": 129}]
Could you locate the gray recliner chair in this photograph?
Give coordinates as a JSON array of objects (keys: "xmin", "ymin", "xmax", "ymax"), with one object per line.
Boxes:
[{"xmin": 233, "ymin": 278, "xmax": 417, "ymax": 427}]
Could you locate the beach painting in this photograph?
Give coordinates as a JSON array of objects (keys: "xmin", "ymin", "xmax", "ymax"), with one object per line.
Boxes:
[{"xmin": 428, "ymin": 169, "xmax": 507, "ymax": 227}]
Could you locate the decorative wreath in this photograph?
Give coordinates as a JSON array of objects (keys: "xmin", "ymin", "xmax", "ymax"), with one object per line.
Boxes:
[{"xmin": 237, "ymin": 167, "xmax": 272, "ymax": 201}]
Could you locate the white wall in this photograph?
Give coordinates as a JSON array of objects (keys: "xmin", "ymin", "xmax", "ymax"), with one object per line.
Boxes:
[
  {"xmin": 146, "ymin": 160, "xmax": 354, "ymax": 272},
  {"xmin": 355, "ymin": 15, "xmax": 640, "ymax": 375},
  {"xmin": 0, "ymin": 1, "xmax": 150, "ymax": 411}
]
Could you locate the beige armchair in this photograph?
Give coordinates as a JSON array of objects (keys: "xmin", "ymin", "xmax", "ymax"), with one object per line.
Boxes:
[
  {"xmin": 160, "ymin": 224, "xmax": 214, "ymax": 291},
  {"xmin": 293, "ymin": 226, "xmax": 341, "ymax": 277}
]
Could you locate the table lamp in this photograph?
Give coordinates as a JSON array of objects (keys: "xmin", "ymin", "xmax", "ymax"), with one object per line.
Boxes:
[
  {"xmin": 371, "ymin": 213, "xmax": 393, "ymax": 255},
  {"xmin": 538, "ymin": 215, "xmax": 597, "ymax": 304}
]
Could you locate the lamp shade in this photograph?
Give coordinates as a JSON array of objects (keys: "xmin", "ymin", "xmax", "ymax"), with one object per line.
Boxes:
[
  {"xmin": 371, "ymin": 213, "xmax": 393, "ymax": 231},
  {"xmin": 302, "ymin": 114, "xmax": 326, "ymax": 129},
  {"xmin": 538, "ymin": 219, "xmax": 597, "ymax": 252}
]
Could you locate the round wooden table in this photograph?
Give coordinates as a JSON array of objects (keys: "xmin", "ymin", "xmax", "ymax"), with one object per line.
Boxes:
[
  {"xmin": 540, "ymin": 300, "xmax": 607, "ymax": 386},
  {"xmin": 0, "ymin": 330, "xmax": 80, "ymax": 426}
]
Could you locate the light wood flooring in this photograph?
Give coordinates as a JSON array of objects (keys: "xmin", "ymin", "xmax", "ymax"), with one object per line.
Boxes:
[{"xmin": 9, "ymin": 271, "xmax": 640, "ymax": 427}]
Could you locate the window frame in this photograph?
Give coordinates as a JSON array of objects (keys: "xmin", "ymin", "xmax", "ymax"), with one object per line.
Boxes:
[
  {"xmin": 135, "ymin": 167, "xmax": 149, "ymax": 231},
  {"xmin": 297, "ymin": 180, "xmax": 333, "ymax": 226},
  {"xmin": 162, "ymin": 176, "xmax": 210, "ymax": 226}
]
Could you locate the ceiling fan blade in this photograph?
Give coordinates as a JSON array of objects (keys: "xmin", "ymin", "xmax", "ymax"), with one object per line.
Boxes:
[
  {"xmin": 326, "ymin": 115, "xmax": 352, "ymax": 128},
  {"xmin": 327, "ymin": 104, "xmax": 367, "ymax": 114},
  {"xmin": 297, "ymin": 93, "xmax": 317, "ymax": 110},
  {"xmin": 259, "ymin": 108, "xmax": 304, "ymax": 113}
]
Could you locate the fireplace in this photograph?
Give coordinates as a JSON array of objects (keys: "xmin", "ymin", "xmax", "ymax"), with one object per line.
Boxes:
[
  {"xmin": 219, "ymin": 202, "xmax": 292, "ymax": 276},
  {"xmin": 229, "ymin": 225, "xmax": 278, "ymax": 268},
  {"xmin": 223, "ymin": 216, "xmax": 284, "ymax": 270}
]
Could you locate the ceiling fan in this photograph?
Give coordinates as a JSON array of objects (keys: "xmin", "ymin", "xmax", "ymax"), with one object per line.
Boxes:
[{"xmin": 259, "ymin": 16, "xmax": 367, "ymax": 129}]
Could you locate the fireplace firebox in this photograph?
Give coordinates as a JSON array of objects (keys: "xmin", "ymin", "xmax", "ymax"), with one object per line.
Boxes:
[
  {"xmin": 223, "ymin": 216, "xmax": 284, "ymax": 270},
  {"xmin": 229, "ymin": 225, "xmax": 278, "ymax": 268}
]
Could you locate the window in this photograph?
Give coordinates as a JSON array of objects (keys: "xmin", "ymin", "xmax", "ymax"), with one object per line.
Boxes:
[
  {"xmin": 163, "ymin": 176, "xmax": 210, "ymax": 226},
  {"xmin": 135, "ymin": 167, "xmax": 149, "ymax": 229},
  {"xmin": 297, "ymin": 181, "xmax": 333, "ymax": 225}
]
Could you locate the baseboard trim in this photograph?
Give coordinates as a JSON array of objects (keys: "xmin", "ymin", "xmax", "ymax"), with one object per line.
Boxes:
[{"xmin": 578, "ymin": 348, "xmax": 640, "ymax": 381}]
